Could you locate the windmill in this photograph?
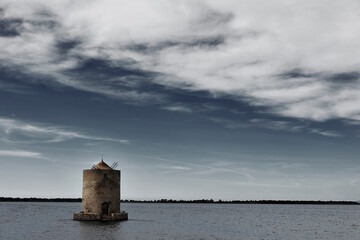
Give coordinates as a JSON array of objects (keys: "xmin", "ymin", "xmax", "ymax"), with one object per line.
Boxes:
[
  {"xmin": 73, "ymin": 158, "xmax": 128, "ymax": 221},
  {"xmin": 92, "ymin": 162, "xmax": 120, "ymax": 190}
]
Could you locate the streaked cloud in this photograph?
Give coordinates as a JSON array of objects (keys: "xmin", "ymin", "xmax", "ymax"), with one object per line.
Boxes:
[
  {"xmin": 0, "ymin": 117, "xmax": 129, "ymax": 143},
  {"xmin": 162, "ymin": 102, "xmax": 222, "ymax": 113},
  {"xmin": 210, "ymin": 117, "xmax": 342, "ymax": 137},
  {"xmin": 162, "ymin": 105, "xmax": 193, "ymax": 113},
  {"xmin": 308, "ymin": 128, "xmax": 343, "ymax": 138},
  {"xmin": 147, "ymin": 155, "xmax": 254, "ymax": 181},
  {"xmin": 0, "ymin": 150, "xmax": 43, "ymax": 158},
  {"xmin": 158, "ymin": 164, "xmax": 192, "ymax": 171},
  {"xmin": 343, "ymin": 120, "xmax": 360, "ymax": 125}
]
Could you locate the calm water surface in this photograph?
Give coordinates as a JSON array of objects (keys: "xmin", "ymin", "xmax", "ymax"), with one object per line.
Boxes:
[{"xmin": 1, "ymin": 202, "xmax": 360, "ymax": 239}]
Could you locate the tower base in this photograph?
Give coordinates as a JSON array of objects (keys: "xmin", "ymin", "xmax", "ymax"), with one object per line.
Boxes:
[{"xmin": 73, "ymin": 212, "xmax": 128, "ymax": 221}]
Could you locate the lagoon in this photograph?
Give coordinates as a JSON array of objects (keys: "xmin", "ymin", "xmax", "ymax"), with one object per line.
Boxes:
[{"xmin": 1, "ymin": 202, "xmax": 360, "ymax": 239}]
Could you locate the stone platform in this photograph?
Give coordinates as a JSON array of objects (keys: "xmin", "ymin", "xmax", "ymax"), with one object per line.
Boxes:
[{"xmin": 73, "ymin": 212, "xmax": 128, "ymax": 221}]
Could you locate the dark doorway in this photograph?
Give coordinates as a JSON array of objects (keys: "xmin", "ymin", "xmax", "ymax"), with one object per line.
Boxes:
[{"xmin": 101, "ymin": 202, "xmax": 109, "ymax": 215}]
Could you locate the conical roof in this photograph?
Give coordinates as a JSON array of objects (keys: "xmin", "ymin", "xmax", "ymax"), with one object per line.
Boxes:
[{"xmin": 93, "ymin": 159, "xmax": 112, "ymax": 170}]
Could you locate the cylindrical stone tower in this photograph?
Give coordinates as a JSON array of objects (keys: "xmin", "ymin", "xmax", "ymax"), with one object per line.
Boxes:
[{"xmin": 74, "ymin": 160, "xmax": 128, "ymax": 221}]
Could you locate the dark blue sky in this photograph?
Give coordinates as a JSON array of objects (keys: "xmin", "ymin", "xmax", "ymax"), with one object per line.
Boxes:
[{"xmin": 0, "ymin": 0, "xmax": 360, "ymax": 200}]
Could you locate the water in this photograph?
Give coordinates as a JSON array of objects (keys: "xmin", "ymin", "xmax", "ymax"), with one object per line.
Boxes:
[{"xmin": 1, "ymin": 202, "xmax": 360, "ymax": 239}]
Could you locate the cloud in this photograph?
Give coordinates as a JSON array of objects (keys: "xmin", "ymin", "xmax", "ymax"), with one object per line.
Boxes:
[
  {"xmin": 0, "ymin": 0, "xmax": 360, "ymax": 121},
  {"xmin": 343, "ymin": 120, "xmax": 360, "ymax": 125},
  {"xmin": 0, "ymin": 150, "xmax": 43, "ymax": 158},
  {"xmin": 146, "ymin": 155, "xmax": 254, "ymax": 181},
  {"xmin": 308, "ymin": 128, "xmax": 343, "ymax": 137},
  {"xmin": 211, "ymin": 117, "xmax": 342, "ymax": 137},
  {"xmin": 161, "ymin": 101, "xmax": 222, "ymax": 113},
  {"xmin": 0, "ymin": 117, "xmax": 129, "ymax": 143},
  {"xmin": 162, "ymin": 105, "xmax": 193, "ymax": 113},
  {"xmin": 158, "ymin": 164, "xmax": 191, "ymax": 171}
]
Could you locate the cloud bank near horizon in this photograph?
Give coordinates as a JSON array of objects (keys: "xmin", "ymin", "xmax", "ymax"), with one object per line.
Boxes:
[{"xmin": 1, "ymin": 0, "xmax": 360, "ymax": 122}]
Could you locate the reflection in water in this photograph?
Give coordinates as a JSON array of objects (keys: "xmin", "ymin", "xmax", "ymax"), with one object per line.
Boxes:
[{"xmin": 78, "ymin": 221, "xmax": 122, "ymax": 240}]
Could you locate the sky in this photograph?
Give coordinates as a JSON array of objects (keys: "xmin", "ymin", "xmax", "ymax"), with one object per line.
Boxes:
[{"xmin": 0, "ymin": 0, "xmax": 360, "ymax": 200}]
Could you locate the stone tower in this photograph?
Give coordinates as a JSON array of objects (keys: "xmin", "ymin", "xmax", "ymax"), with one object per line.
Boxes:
[{"xmin": 73, "ymin": 160, "xmax": 128, "ymax": 221}]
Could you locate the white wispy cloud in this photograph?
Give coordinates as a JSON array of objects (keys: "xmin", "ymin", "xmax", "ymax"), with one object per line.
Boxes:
[
  {"xmin": 0, "ymin": 150, "xmax": 43, "ymax": 158},
  {"xmin": 1, "ymin": 0, "xmax": 360, "ymax": 121},
  {"xmin": 158, "ymin": 164, "xmax": 192, "ymax": 171},
  {"xmin": 162, "ymin": 102, "xmax": 221, "ymax": 113},
  {"xmin": 210, "ymin": 117, "xmax": 342, "ymax": 137},
  {"xmin": 162, "ymin": 105, "xmax": 193, "ymax": 113},
  {"xmin": 146, "ymin": 155, "xmax": 254, "ymax": 181},
  {"xmin": 0, "ymin": 117, "xmax": 129, "ymax": 143},
  {"xmin": 308, "ymin": 128, "xmax": 343, "ymax": 137},
  {"xmin": 343, "ymin": 120, "xmax": 360, "ymax": 125},
  {"xmin": 151, "ymin": 155, "xmax": 315, "ymax": 189}
]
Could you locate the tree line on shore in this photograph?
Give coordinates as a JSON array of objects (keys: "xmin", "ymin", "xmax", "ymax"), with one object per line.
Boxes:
[
  {"xmin": 0, "ymin": 197, "xmax": 82, "ymax": 202},
  {"xmin": 0, "ymin": 197, "xmax": 359, "ymax": 205}
]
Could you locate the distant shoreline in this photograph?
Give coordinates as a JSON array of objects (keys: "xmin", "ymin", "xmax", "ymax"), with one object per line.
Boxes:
[{"xmin": 0, "ymin": 197, "xmax": 359, "ymax": 205}]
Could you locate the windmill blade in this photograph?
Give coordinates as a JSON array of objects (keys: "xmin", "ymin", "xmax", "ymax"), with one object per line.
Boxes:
[
  {"xmin": 107, "ymin": 178, "xmax": 120, "ymax": 188},
  {"xmin": 92, "ymin": 165, "xmax": 103, "ymax": 175},
  {"xmin": 110, "ymin": 162, "xmax": 118, "ymax": 169},
  {"xmin": 95, "ymin": 176, "xmax": 119, "ymax": 189},
  {"xmin": 92, "ymin": 165, "xmax": 100, "ymax": 170},
  {"xmin": 92, "ymin": 163, "xmax": 120, "ymax": 189},
  {"xmin": 94, "ymin": 177, "xmax": 106, "ymax": 190}
]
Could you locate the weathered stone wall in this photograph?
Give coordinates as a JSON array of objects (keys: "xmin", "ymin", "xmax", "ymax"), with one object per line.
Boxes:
[{"xmin": 82, "ymin": 169, "xmax": 121, "ymax": 214}]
